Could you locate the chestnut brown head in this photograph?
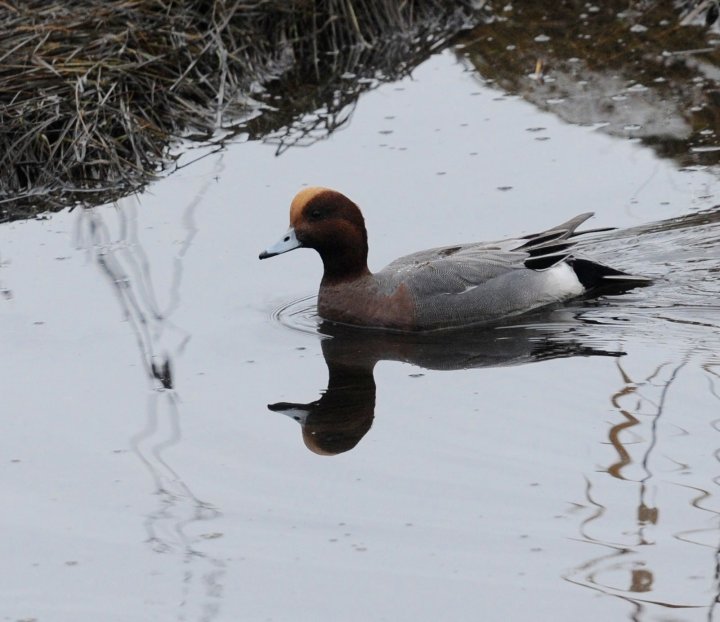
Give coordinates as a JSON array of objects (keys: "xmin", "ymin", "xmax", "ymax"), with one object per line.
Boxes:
[{"xmin": 260, "ymin": 187, "xmax": 370, "ymax": 282}]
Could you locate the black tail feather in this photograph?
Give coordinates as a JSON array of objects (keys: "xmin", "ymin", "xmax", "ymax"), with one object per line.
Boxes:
[
  {"xmin": 569, "ymin": 257, "xmax": 652, "ymax": 294},
  {"xmin": 515, "ymin": 213, "xmax": 652, "ymax": 293}
]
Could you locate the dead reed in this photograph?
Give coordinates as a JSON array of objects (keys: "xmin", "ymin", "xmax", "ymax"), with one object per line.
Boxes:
[{"xmin": 0, "ymin": 0, "xmax": 476, "ymax": 220}]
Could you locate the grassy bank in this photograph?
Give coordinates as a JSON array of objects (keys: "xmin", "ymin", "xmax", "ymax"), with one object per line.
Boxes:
[{"xmin": 0, "ymin": 0, "xmax": 476, "ymax": 221}]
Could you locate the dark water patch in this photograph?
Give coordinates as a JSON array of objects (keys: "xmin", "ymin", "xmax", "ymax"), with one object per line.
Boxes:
[{"xmin": 459, "ymin": 1, "xmax": 720, "ymax": 168}]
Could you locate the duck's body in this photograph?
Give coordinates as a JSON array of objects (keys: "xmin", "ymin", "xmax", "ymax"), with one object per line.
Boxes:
[{"xmin": 260, "ymin": 188, "xmax": 649, "ymax": 331}]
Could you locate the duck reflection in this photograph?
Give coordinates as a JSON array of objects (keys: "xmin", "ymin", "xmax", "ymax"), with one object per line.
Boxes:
[
  {"xmin": 269, "ymin": 314, "xmax": 622, "ymax": 455},
  {"xmin": 269, "ymin": 346, "xmax": 376, "ymax": 456}
]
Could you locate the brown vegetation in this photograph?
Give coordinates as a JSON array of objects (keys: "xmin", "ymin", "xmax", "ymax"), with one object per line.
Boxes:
[{"xmin": 0, "ymin": 0, "xmax": 476, "ymax": 220}]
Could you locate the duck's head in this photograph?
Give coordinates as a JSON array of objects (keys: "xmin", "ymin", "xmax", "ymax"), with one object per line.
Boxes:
[{"xmin": 259, "ymin": 187, "xmax": 370, "ymax": 282}]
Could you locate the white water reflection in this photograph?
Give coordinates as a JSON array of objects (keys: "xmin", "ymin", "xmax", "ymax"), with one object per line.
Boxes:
[{"xmin": 1, "ymin": 51, "xmax": 720, "ymax": 622}]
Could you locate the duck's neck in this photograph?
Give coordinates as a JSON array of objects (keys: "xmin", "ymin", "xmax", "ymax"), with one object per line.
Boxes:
[
  {"xmin": 318, "ymin": 231, "xmax": 371, "ymax": 285},
  {"xmin": 320, "ymin": 258, "xmax": 370, "ymax": 285}
]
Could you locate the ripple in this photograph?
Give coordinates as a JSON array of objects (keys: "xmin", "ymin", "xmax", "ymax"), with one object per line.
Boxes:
[{"xmin": 272, "ymin": 294, "xmax": 321, "ymax": 335}]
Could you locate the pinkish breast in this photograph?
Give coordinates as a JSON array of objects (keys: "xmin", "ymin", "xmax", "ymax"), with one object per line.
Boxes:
[{"xmin": 317, "ymin": 276, "xmax": 415, "ymax": 331}]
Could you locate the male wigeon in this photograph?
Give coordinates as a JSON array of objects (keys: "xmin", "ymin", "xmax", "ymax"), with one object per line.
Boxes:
[{"xmin": 259, "ymin": 187, "xmax": 649, "ymax": 331}]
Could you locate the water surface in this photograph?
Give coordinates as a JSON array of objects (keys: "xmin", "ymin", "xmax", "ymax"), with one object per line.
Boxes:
[{"xmin": 2, "ymin": 49, "xmax": 720, "ymax": 622}]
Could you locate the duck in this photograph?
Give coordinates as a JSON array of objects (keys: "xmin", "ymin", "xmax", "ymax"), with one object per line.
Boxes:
[{"xmin": 259, "ymin": 187, "xmax": 650, "ymax": 331}]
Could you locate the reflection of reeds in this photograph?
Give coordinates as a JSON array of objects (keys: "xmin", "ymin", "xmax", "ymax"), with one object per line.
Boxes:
[
  {"xmin": 76, "ymin": 158, "xmax": 226, "ymax": 619},
  {"xmin": 564, "ymin": 355, "xmax": 709, "ymax": 616},
  {"xmin": 0, "ymin": 1, "xmax": 476, "ymax": 219},
  {"xmin": 459, "ymin": 1, "xmax": 720, "ymax": 166},
  {"xmin": 607, "ymin": 359, "xmax": 688, "ymax": 502},
  {"xmin": 130, "ymin": 391, "xmax": 226, "ymax": 622}
]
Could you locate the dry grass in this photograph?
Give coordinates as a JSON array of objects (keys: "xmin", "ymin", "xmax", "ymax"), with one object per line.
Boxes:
[{"xmin": 0, "ymin": 0, "xmax": 476, "ymax": 220}]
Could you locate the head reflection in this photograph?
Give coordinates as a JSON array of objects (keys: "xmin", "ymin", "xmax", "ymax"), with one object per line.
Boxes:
[
  {"xmin": 268, "ymin": 315, "xmax": 624, "ymax": 455},
  {"xmin": 269, "ymin": 353, "xmax": 376, "ymax": 455}
]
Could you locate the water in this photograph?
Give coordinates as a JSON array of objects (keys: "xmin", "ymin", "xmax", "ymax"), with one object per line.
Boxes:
[{"xmin": 2, "ymin": 49, "xmax": 720, "ymax": 622}]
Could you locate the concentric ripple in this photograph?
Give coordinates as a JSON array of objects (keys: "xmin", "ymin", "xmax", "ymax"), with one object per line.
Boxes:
[{"xmin": 271, "ymin": 294, "xmax": 321, "ymax": 335}]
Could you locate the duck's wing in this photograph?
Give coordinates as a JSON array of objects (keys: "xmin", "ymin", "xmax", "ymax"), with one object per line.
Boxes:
[
  {"xmin": 383, "ymin": 213, "xmax": 597, "ymax": 266},
  {"xmin": 375, "ymin": 213, "xmax": 649, "ymax": 329},
  {"xmin": 379, "ymin": 244, "xmax": 525, "ymax": 293},
  {"xmin": 513, "ymin": 211, "xmax": 605, "ymax": 270},
  {"xmin": 381, "ymin": 212, "xmax": 598, "ymax": 280},
  {"xmin": 376, "ymin": 244, "xmax": 579, "ymax": 329},
  {"xmin": 382, "ymin": 241, "xmax": 517, "ymax": 273}
]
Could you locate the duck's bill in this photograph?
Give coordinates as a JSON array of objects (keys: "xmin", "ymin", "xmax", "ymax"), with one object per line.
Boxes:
[
  {"xmin": 259, "ymin": 227, "xmax": 302, "ymax": 259},
  {"xmin": 268, "ymin": 401, "xmax": 311, "ymax": 425}
]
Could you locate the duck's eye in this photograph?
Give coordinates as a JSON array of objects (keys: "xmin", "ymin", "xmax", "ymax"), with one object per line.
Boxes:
[{"xmin": 308, "ymin": 208, "xmax": 323, "ymax": 221}]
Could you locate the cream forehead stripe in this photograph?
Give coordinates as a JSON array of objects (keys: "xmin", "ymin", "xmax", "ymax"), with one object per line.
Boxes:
[{"xmin": 290, "ymin": 186, "xmax": 331, "ymax": 224}]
